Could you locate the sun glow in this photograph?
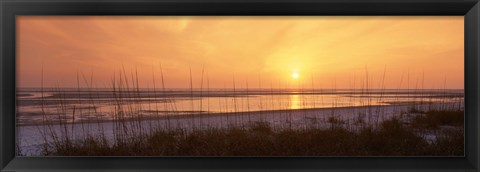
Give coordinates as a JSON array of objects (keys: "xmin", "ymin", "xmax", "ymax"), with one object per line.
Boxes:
[
  {"xmin": 291, "ymin": 73, "xmax": 299, "ymax": 79},
  {"xmin": 16, "ymin": 16, "xmax": 464, "ymax": 89}
]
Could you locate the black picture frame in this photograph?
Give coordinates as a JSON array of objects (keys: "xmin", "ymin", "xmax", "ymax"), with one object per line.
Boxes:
[{"xmin": 1, "ymin": 0, "xmax": 479, "ymax": 171}]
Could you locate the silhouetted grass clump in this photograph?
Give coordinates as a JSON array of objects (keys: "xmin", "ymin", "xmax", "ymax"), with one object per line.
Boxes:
[
  {"xmin": 430, "ymin": 128, "xmax": 464, "ymax": 156},
  {"xmin": 356, "ymin": 118, "xmax": 429, "ymax": 155},
  {"xmin": 42, "ymin": 110, "xmax": 464, "ymax": 156},
  {"xmin": 410, "ymin": 109, "xmax": 464, "ymax": 129}
]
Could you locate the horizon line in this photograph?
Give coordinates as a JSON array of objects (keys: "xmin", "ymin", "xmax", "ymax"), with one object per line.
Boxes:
[{"xmin": 16, "ymin": 87, "xmax": 465, "ymax": 90}]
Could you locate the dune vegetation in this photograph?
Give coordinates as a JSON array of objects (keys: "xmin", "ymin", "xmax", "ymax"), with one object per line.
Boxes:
[{"xmin": 17, "ymin": 68, "xmax": 464, "ymax": 156}]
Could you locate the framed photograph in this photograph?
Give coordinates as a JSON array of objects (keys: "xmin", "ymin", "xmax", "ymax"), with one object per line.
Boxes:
[{"xmin": 1, "ymin": 0, "xmax": 479, "ymax": 171}]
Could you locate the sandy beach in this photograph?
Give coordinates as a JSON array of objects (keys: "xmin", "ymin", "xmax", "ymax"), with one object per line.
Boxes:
[{"xmin": 17, "ymin": 102, "xmax": 462, "ymax": 156}]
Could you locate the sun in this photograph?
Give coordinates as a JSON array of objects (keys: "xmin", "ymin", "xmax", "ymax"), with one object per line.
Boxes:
[{"xmin": 291, "ymin": 72, "xmax": 299, "ymax": 79}]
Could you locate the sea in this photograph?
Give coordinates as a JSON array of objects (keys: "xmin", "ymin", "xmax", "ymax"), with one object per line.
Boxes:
[{"xmin": 16, "ymin": 88, "xmax": 464, "ymax": 126}]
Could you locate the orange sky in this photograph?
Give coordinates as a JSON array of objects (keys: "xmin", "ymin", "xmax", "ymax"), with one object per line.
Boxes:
[{"xmin": 17, "ymin": 16, "xmax": 464, "ymax": 89}]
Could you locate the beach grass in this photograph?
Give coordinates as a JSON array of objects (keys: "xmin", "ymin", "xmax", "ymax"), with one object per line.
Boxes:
[
  {"xmin": 17, "ymin": 67, "xmax": 465, "ymax": 156},
  {"xmin": 40, "ymin": 110, "xmax": 464, "ymax": 156},
  {"xmin": 409, "ymin": 109, "xmax": 464, "ymax": 130}
]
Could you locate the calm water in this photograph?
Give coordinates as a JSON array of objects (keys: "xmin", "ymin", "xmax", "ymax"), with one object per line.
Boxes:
[{"xmin": 16, "ymin": 88, "xmax": 464, "ymax": 125}]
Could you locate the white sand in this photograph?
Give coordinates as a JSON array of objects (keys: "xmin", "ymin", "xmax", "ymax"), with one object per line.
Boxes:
[{"xmin": 17, "ymin": 102, "xmax": 461, "ymax": 156}]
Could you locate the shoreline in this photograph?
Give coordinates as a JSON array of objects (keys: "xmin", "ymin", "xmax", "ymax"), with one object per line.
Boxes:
[
  {"xmin": 16, "ymin": 101, "xmax": 462, "ymax": 127},
  {"xmin": 16, "ymin": 102, "xmax": 463, "ymax": 156}
]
